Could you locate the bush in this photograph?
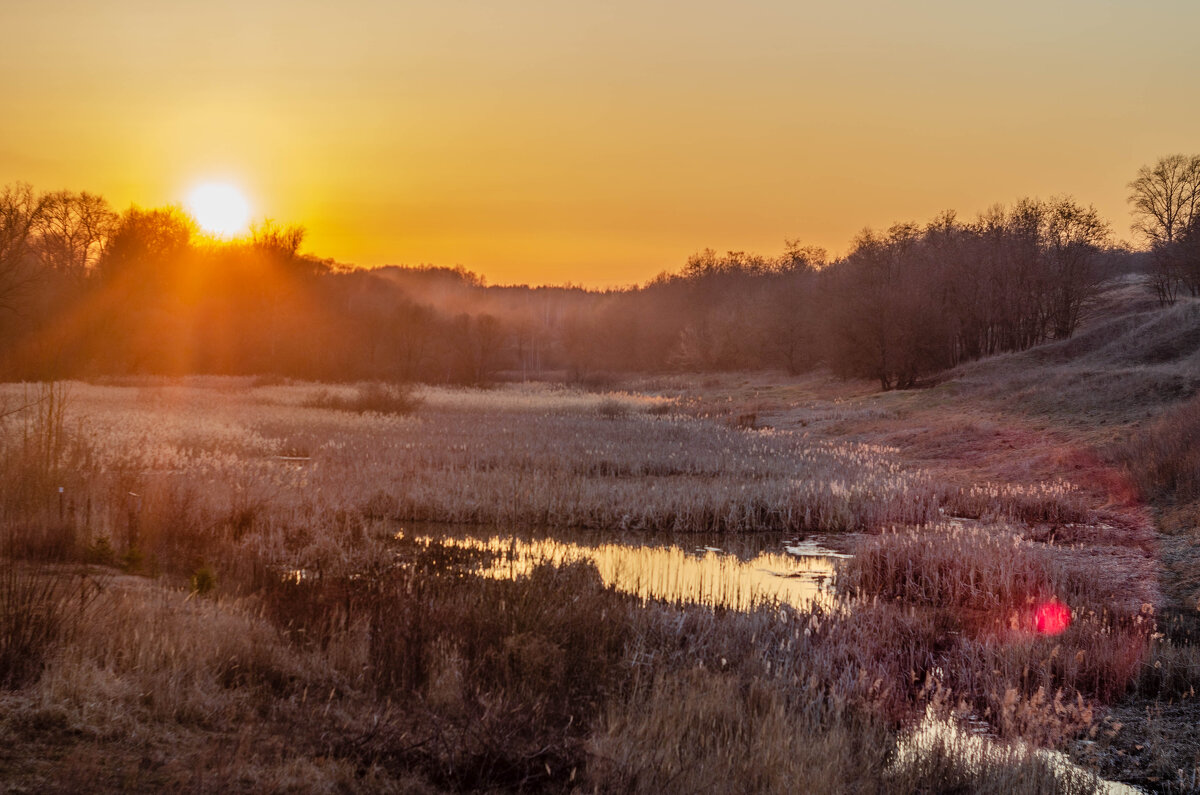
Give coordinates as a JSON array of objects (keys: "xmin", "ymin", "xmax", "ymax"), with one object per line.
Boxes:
[
  {"xmin": 0, "ymin": 562, "xmax": 101, "ymax": 689},
  {"xmin": 303, "ymin": 383, "xmax": 422, "ymax": 416},
  {"xmin": 190, "ymin": 565, "xmax": 217, "ymax": 596},
  {"xmin": 843, "ymin": 524, "xmax": 1058, "ymax": 612},
  {"xmin": 587, "ymin": 668, "xmax": 892, "ymax": 794},
  {"xmin": 596, "ymin": 398, "xmax": 629, "ymax": 419},
  {"xmin": 1119, "ymin": 394, "xmax": 1200, "ymax": 504}
]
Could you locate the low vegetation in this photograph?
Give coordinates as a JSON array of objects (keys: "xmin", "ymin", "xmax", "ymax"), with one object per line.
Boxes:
[
  {"xmin": 0, "ymin": 380, "xmax": 936, "ymax": 548},
  {"xmin": 1120, "ymin": 392, "xmax": 1200, "ymax": 507},
  {"xmin": 301, "ymin": 382, "xmax": 422, "ymax": 416},
  {"xmin": 0, "ymin": 278, "xmax": 1196, "ymax": 792},
  {"xmin": 0, "ymin": 373, "xmax": 1180, "ymax": 792}
]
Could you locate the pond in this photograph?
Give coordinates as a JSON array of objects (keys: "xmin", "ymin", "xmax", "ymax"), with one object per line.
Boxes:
[{"xmin": 398, "ymin": 525, "xmax": 850, "ymax": 613}]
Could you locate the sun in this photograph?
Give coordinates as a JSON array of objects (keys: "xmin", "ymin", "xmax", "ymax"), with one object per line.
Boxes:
[{"xmin": 186, "ymin": 182, "xmax": 251, "ymax": 237}]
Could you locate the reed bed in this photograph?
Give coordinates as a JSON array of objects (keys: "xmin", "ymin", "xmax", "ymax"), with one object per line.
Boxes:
[
  {"xmin": 1119, "ymin": 392, "xmax": 1200, "ymax": 506},
  {"xmin": 0, "ymin": 380, "xmax": 939, "ymax": 552},
  {"xmin": 943, "ymin": 480, "xmax": 1092, "ymax": 525},
  {"xmin": 843, "ymin": 522, "xmax": 1156, "ymax": 615},
  {"xmin": 0, "ymin": 378, "xmax": 1182, "ymax": 791},
  {"xmin": 0, "ymin": 543, "xmax": 1120, "ymax": 792},
  {"xmin": 887, "ymin": 707, "xmax": 1108, "ymax": 794}
]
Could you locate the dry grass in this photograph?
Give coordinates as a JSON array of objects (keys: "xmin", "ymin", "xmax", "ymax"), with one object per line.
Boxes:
[
  {"xmin": 843, "ymin": 521, "xmax": 1158, "ymax": 742},
  {"xmin": 1119, "ymin": 392, "xmax": 1200, "ymax": 506},
  {"xmin": 301, "ymin": 381, "xmax": 422, "ymax": 416},
  {"xmin": 32, "ymin": 577, "xmax": 321, "ymax": 730},
  {"xmin": 943, "ymin": 480, "xmax": 1092, "ymax": 525},
  {"xmin": 887, "ymin": 707, "xmax": 1105, "ymax": 794},
  {"xmin": 586, "ymin": 668, "xmax": 892, "ymax": 794},
  {"xmin": 0, "ymin": 380, "xmax": 939, "ymax": 549},
  {"xmin": 0, "ymin": 355, "xmax": 1188, "ymax": 791},
  {"xmin": 0, "ymin": 561, "xmax": 102, "ymax": 689},
  {"xmin": 844, "ymin": 522, "xmax": 1154, "ymax": 615},
  {"xmin": 951, "ymin": 294, "xmax": 1200, "ymax": 424},
  {"xmin": 0, "ymin": 531, "xmax": 1157, "ymax": 793}
]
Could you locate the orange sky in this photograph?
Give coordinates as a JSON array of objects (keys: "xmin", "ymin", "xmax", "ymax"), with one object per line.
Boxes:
[{"xmin": 3, "ymin": 0, "xmax": 1199, "ymax": 288}]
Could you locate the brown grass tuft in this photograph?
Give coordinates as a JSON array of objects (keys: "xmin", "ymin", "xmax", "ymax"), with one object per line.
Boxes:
[{"xmin": 302, "ymin": 382, "xmax": 422, "ymax": 416}]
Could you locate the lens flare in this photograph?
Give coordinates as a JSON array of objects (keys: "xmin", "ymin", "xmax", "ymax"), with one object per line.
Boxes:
[{"xmin": 1034, "ymin": 600, "xmax": 1071, "ymax": 635}]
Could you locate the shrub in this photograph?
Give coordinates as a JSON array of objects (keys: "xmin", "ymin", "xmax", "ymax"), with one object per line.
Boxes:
[
  {"xmin": 596, "ymin": 398, "xmax": 629, "ymax": 419},
  {"xmin": 190, "ymin": 565, "xmax": 217, "ymax": 596},
  {"xmin": 303, "ymin": 383, "xmax": 421, "ymax": 416},
  {"xmin": 1119, "ymin": 394, "xmax": 1200, "ymax": 504},
  {"xmin": 586, "ymin": 668, "xmax": 892, "ymax": 794},
  {"xmin": 0, "ymin": 562, "xmax": 101, "ymax": 689},
  {"xmin": 843, "ymin": 524, "xmax": 1057, "ymax": 612}
]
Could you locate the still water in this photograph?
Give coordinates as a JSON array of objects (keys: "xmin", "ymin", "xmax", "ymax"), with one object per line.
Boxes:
[{"xmin": 399, "ymin": 526, "xmax": 848, "ymax": 612}]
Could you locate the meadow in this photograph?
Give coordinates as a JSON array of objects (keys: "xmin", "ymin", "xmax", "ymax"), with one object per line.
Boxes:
[{"xmin": 0, "ymin": 345, "xmax": 1195, "ymax": 791}]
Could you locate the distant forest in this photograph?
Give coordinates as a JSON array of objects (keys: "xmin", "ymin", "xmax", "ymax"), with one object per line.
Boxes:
[{"xmin": 2, "ymin": 155, "xmax": 1199, "ymax": 389}]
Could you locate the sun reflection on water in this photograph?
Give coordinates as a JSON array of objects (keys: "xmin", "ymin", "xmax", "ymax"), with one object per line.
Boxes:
[{"xmin": 409, "ymin": 533, "xmax": 840, "ymax": 612}]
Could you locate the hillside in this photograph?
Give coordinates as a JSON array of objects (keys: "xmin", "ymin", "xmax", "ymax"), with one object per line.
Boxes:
[
  {"xmin": 664, "ymin": 276, "xmax": 1200, "ymax": 790},
  {"xmin": 953, "ymin": 276, "xmax": 1200, "ymax": 426}
]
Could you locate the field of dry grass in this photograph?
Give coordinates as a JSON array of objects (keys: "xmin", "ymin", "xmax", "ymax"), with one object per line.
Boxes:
[
  {"xmin": 3, "ymin": 379, "xmax": 940, "ymax": 536},
  {"xmin": 0, "ymin": 280, "xmax": 1197, "ymax": 792}
]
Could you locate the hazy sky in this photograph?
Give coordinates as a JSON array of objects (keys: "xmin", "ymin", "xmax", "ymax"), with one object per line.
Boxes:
[{"xmin": 3, "ymin": 0, "xmax": 1198, "ymax": 287}]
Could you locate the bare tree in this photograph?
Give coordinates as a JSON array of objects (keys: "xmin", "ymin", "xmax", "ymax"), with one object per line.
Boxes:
[
  {"xmin": 250, "ymin": 219, "xmax": 305, "ymax": 262},
  {"xmin": 766, "ymin": 242, "xmax": 825, "ymax": 373},
  {"xmin": 32, "ymin": 191, "xmax": 117, "ymax": 279},
  {"xmin": 1173, "ymin": 213, "xmax": 1200, "ymax": 297},
  {"xmin": 1128, "ymin": 154, "xmax": 1200, "ymax": 304},
  {"xmin": 779, "ymin": 240, "xmax": 827, "ymax": 273},
  {"xmin": 1128, "ymin": 154, "xmax": 1200, "ymax": 245},
  {"xmin": 0, "ymin": 182, "xmax": 44, "ymax": 313},
  {"xmin": 832, "ymin": 222, "xmax": 937, "ymax": 390},
  {"xmin": 1041, "ymin": 196, "xmax": 1110, "ymax": 338}
]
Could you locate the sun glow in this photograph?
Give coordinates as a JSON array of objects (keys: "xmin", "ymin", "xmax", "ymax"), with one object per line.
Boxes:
[{"xmin": 186, "ymin": 182, "xmax": 251, "ymax": 237}]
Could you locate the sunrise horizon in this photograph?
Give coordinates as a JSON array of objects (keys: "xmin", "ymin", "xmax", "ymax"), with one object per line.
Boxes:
[
  {"xmin": 5, "ymin": 1, "xmax": 1199, "ymax": 288},
  {"xmin": 0, "ymin": 168, "xmax": 1171, "ymax": 291}
]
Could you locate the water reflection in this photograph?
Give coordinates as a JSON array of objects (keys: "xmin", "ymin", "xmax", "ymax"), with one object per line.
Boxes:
[{"xmin": 406, "ymin": 530, "xmax": 842, "ymax": 612}]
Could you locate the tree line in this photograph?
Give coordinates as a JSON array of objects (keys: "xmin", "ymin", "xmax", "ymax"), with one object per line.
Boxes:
[{"xmin": 1, "ymin": 156, "xmax": 1188, "ymax": 389}]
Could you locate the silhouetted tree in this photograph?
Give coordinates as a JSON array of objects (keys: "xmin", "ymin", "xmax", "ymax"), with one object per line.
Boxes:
[
  {"xmin": 1172, "ymin": 213, "xmax": 1200, "ymax": 297},
  {"xmin": 1128, "ymin": 154, "xmax": 1200, "ymax": 304},
  {"xmin": 97, "ymin": 205, "xmax": 196, "ymax": 288},
  {"xmin": 830, "ymin": 223, "xmax": 939, "ymax": 389},
  {"xmin": 755, "ymin": 244, "xmax": 825, "ymax": 373},
  {"xmin": 32, "ymin": 191, "xmax": 117, "ymax": 280},
  {"xmin": 0, "ymin": 182, "xmax": 43, "ymax": 314},
  {"xmin": 1128, "ymin": 154, "xmax": 1200, "ymax": 246},
  {"xmin": 452, "ymin": 313, "xmax": 505, "ymax": 384},
  {"xmin": 0, "ymin": 180, "xmax": 1135, "ymax": 387},
  {"xmin": 94, "ymin": 206, "xmax": 197, "ymax": 371},
  {"xmin": 1041, "ymin": 196, "xmax": 1110, "ymax": 337}
]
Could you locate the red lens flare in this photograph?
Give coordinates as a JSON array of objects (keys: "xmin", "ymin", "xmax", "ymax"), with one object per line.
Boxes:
[{"xmin": 1034, "ymin": 600, "xmax": 1071, "ymax": 635}]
